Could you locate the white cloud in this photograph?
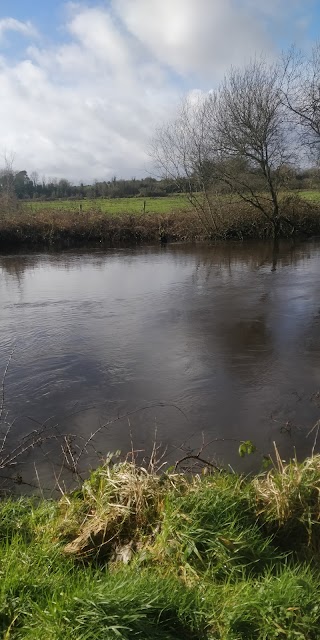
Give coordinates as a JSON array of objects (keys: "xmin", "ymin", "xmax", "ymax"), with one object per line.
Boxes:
[
  {"xmin": 114, "ymin": 0, "xmax": 274, "ymax": 77},
  {"xmin": 0, "ymin": 0, "xmax": 314, "ymax": 182},
  {"xmin": 0, "ymin": 17, "xmax": 37, "ymax": 41}
]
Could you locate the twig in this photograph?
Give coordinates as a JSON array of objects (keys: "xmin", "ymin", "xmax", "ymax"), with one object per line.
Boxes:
[
  {"xmin": 75, "ymin": 402, "xmax": 189, "ymax": 466},
  {"xmin": 34, "ymin": 463, "xmax": 45, "ymax": 500},
  {"xmin": 174, "ymin": 454, "xmax": 220, "ymax": 472},
  {"xmin": 311, "ymin": 423, "xmax": 320, "ymax": 458}
]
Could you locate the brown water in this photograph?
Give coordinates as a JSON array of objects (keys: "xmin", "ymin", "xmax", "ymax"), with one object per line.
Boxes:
[{"xmin": 1, "ymin": 241, "xmax": 320, "ymax": 489}]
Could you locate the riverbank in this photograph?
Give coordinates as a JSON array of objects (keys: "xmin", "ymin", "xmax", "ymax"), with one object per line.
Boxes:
[
  {"xmin": 1, "ymin": 194, "xmax": 320, "ymax": 249},
  {"xmin": 2, "ymin": 452, "xmax": 320, "ymax": 638}
]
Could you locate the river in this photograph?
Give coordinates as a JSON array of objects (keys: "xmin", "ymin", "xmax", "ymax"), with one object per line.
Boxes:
[{"xmin": 1, "ymin": 241, "xmax": 320, "ymax": 490}]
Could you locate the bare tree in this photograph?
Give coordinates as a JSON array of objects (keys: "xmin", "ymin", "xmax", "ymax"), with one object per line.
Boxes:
[
  {"xmin": 30, "ymin": 171, "xmax": 39, "ymax": 188},
  {"xmin": 151, "ymin": 58, "xmax": 296, "ymax": 239},
  {"xmin": 283, "ymin": 44, "xmax": 320, "ymax": 157},
  {"xmin": 0, "ymin": 153, "xmax": 17, "ymax": 213},
  {"xmin": 212, "ymin": 57, "xmax": 295, "ymax": 239},
  {"xmin": 151, "ymin": 94, "xmax": 223, "ymax": 235}
]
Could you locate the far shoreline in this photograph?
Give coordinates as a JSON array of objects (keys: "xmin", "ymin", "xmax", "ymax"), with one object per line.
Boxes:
[{"xmin": 1, "ymin": 193, "xmax": 320, "ymax": 250}]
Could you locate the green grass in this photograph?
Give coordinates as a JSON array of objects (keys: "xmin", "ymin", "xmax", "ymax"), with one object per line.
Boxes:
[
  {"xmin": 297, "ymin": 190, "xmax": 320, "ymax": 203},
  {"xmin": 2, "ymin": 455, "xmax": 320, "ymax": 638},
  {"xmin": 27, "ymin": 194, "xmax": 192, "ymax": 216},
  {"xmin": 24, "ymin": 190, "xmax": 320, "ymax": 217}
]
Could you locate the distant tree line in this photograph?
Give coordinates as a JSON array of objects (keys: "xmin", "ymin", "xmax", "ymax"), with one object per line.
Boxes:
[
  {"xmin": 0, "ymin": 170, "xmax": 183, "ymax": 201},
  {"xmin": 1, "ymin": 165, "xmax": 320, "ymax": 203}
]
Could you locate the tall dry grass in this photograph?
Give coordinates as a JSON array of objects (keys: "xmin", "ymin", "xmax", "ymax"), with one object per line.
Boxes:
[
  {"xmin": 0, "ymin": 194, "xmax": 319, "ymax": 248},
  {"xmin": 253, "ymin": 445, "xmax": 320, "ymax": 550}
]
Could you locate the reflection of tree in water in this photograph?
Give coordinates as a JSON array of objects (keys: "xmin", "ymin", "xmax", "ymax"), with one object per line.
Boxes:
[
  {"xmin": 0, "ymin": 241, "xmax": 311, "ymax": 284},
  {"xmin": 0, "ymin": 252, "xmax": 109, "ymax": 284},
  {"xmin": 0, "ymin": 248, "xmax": 156, "ymax": 284},
  {"xmin": 182, "ymin": 240, "xmax": 320, "ymax": 462},
  {"xmin": 222, "ymin": 315, "xmax": 271, "ymax": 356},
  {"xmin": 0, "ymin": 255, "xmax": 40, "ymax": 283},
  {"xmin": 203, "ymin": 300, "xmax": 273, "ymax": 386},
  {"xmin": 300, "ymin": 305, "xmax": 320, "ymax": 387},
  {"xmin": 176, "ymin": 240, "xmax": 310, "ymax": 284},
  {"xmin": 186, "ymin": 241, "xmax": 319, "ymax": 388}
]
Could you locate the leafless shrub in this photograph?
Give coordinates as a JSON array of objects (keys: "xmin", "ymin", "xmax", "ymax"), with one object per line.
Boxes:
[
  {"xmin": 151, "ymin": 95, "xmax": 225, "ymax": 235},
  {"xmin": 283, "ymin": 44, "xmax": 320, "ymax": 159}
]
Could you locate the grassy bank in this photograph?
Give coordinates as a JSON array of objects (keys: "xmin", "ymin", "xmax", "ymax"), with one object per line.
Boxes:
[
  {"xmin": 23, "ymin": 190, "xmax": 320, "ymax": 214},
  {"xmin": 1, "ymin": 193, "xmax": 320, "ymax": 249},
  {"xmin": 27, "ymin": 194, "xmax": 191, "ymax": 215},
  {"xmin": 2, "ymin": 452, "xmax": 320, "ymax": 638}
]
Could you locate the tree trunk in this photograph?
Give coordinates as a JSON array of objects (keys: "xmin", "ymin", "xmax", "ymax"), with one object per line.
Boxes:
[
  {"xmin": 271, "ymin": 236, "xmax": 279, "ymax": 271},
  {"xmin": 272, "ymin": 216, "xmax": 281, "ymax": 241}
]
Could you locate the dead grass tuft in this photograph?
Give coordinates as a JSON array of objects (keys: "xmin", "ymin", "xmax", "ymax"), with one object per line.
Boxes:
[
  {"xmin": 253, "ymin": 445, "xmax": 320, "ymax": 548},
  {"xmin": 60, "ymin": 457, "xmax": 186, "ymax": 560}
]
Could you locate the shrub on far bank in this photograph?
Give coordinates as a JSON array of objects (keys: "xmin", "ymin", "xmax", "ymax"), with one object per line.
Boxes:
[{"xmin": 0, "ymin": 193, "xmax": 320, "ymax": 248}]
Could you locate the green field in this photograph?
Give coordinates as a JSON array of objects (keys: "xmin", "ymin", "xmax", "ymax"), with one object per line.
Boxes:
[
  {"xmin": 296, "ymin": 189, "xmax": 320, "ymax": 202},
  {"xmin": 25, "ymin": 190, "xmax": 320, "ymax": 217},
  {"xmin": 27, "ymin": 194, "xmax": 191, "ymax": 215},
  {"xmin": 2, "ymin": 188, "xmax": 317, "ymax": 249}
]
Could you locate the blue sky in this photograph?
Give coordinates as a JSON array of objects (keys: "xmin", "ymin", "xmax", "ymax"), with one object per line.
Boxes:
[
  {"xmin": 2, "ymin": 0, "xmax": 318, "ymax": 50},
  {"xmin": 0, "ymin": 0, "xmax": 63, "ymax": 39},
  {"xmin": 0, "ymin": 0, "xmax": 319, "ymax": 182},
  {"xmin": 0, "ymin": 1, "xmax": 112, "ymax": 49}
]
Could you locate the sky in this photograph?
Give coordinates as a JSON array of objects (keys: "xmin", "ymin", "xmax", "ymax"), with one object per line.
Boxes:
[{"xmin": 0, "ymin": 0, "xmax": 319, "ymax": 183}]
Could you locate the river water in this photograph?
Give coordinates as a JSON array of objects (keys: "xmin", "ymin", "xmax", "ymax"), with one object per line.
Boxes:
[{"xmin": 1, "ymin": 241, "xmax": 320, "ymax": 489}]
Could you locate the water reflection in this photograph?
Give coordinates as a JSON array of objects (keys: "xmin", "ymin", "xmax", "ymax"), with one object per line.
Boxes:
[
  {"xmin": 0, "ymin": 241, "xmax": 308, "ymax": 281},
  {"xmin": 0, "ymin": 240, "xmax": 320, "ymax": 489}
]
